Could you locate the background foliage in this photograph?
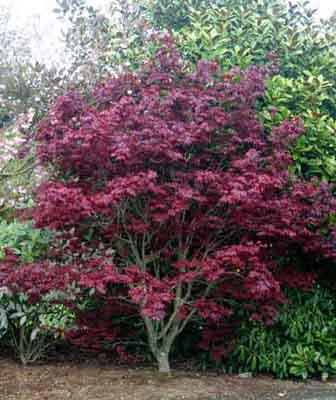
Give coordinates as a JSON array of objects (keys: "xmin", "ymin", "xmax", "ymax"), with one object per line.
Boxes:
[
  {"xmin": 155, "ymin": 0, "xmax": 336, "ymax": 184},
  {"xmin": 0, "ymin": 220, "xmax": 51, "ymax": 263},
  {"xmin": 107, "ymin": 0, "xmax": 336, "ymax": 184},
  {"xmin": 227, "ymin": 287, "xmax": 336, "ymax": 380}
]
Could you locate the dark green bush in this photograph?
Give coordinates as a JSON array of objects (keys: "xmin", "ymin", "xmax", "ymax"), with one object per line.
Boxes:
[
  {"xmin": 142, "ymin": 0, "xmax": 221, "ymax": 31},
  {"xmin": 259, "ymin": 74, "xmax": 336, "ymax": 182},
  {"xmin": 226, "ymin": 288, "xmax": 336, "ymax": 380},
  {"xmin": 0, "ymin": 221, "xmax": 74, "ymax": 364},
  {"xmin": 176, "ymin": 0, "xmax": 336, "ymax": 79},
  {"xmin": 131, "ymin": 0, "xmax": 336, "ymax": 184},
  {"xmin": 0, "ymin": 220, "xmax": 52, "ymax": 263},
  {"xmin": 0, "ymin": 290, "xmax": 73, "ymax": 365},
  {"xmin": 173, "ymin": 0, "xmax": 336, "ymax": 183}
]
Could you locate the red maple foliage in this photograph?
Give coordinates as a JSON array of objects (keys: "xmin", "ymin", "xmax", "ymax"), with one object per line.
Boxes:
[{"xmin": 1, "ymin": 38, "xmax": 335, "ymax": 372}]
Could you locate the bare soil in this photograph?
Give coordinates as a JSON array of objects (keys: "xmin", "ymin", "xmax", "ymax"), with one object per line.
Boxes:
[{"xmin": 0, "ymin": 358, "xmax": 335, "ymax": 400}]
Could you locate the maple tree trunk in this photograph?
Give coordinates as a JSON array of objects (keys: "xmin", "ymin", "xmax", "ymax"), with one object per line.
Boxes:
[{"xmin": 156, "ymin": 351, "xmax": 171, "ymax": 374}]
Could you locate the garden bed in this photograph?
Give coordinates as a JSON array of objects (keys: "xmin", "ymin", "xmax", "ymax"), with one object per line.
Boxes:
[{"xmin": 0, "ymin": 358, "xmax": 335, "ymax": 400}]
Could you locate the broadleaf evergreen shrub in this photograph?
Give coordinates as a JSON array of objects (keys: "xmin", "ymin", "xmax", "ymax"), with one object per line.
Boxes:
[
  {"xmin": 259, "ymin": 74, "xmax": 336, "ymax": 183},
  {"xmin": 174, "ymin": 0, "xmax": 336, "ymax": 184},
  {"xmin": 0, "ymin": 220, "xmax": 51, "ymax": 263},
  {"xmin": 225, "ymin": 287, "xmax": 336, "ymax": 380},
  {"xmin": 0, "ymin": 224, "xmax": 73, "ymax": 364},
  {"xmin": 118, "ymin": 0, "xmax": 336, "ymax": 184}
]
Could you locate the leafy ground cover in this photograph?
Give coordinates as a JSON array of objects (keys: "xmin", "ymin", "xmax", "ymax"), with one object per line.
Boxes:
[{"xmin": 0, "ymin": 359, "xmax": 335, "ymax": 400}]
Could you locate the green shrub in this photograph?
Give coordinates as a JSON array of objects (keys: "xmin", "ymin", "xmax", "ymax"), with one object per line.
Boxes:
[
  {"xmin": 176, "ymin": 1, "xmax": 336, "ymax": 80},
  {"xmin": 227, "ymin": 288, "xmax": 336, "ymax": 380},
  {"xmin": 0, "ymin": 289, "xmax": 74, "ymax": 365},
  {"xmin": 0, "ymin": 221, "xmax": 74, "ymax": 364},
  {"xmin": 169, "ymin": 0, "xmax": 336, "ymax": 183},
  {"xmin": 259, "ymin": 73, "xmax": 336, "ymax": 182},
  {"xmin": 0, "ymin": 220, "xmax": 52, "ymax": 263},
  {"xmin": 142, "ymin": 0, "xmax": 220, "ymax": 31},
  {"xmin": 109, "ymin": 0, "xmax": 336, "ymax": 184}
]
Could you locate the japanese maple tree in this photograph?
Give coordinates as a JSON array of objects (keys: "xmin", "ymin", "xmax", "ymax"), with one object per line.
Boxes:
[{"xmin": 2, "ymin": 38, "xmax": 335, "ymax": 372}]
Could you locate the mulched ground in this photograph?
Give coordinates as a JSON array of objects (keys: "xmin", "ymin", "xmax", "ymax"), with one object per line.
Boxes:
[{"xmin": 1, "ymin": 358, "xmax": 336, "ymax": 400}]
